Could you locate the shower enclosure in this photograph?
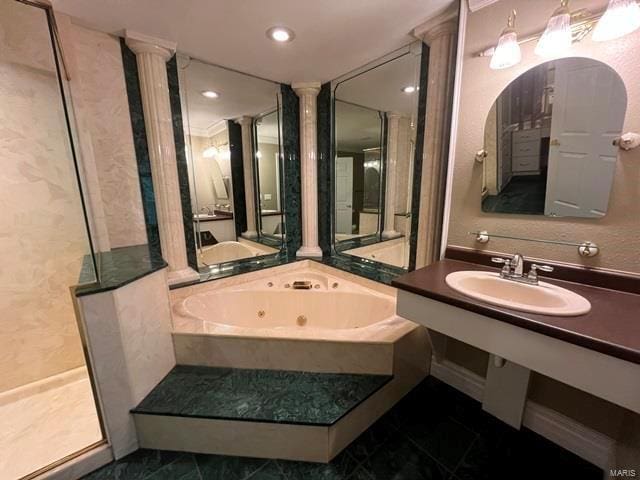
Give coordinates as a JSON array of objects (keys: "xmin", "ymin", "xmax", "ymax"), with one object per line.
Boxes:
[{"xmin": 0, "ymin": 1, "xmax": 104, "ymax": 478}]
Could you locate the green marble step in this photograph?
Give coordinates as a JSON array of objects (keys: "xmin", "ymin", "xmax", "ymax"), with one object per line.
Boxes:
[{"xmin": 132, "ymin": 365, "xmax": 392, "ymax": 426}]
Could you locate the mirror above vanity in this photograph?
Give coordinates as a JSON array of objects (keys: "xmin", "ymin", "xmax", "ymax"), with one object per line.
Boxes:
[
  {"xmin": 482, "ymin": 57, "xmax": 627, "ymax": 218},
  {"xmin": 333, "ymin": 42, "xmax": 425, "ymax": 271},
  {"xmin": 178, "ymin": 57, "xmax": 283, "ymax": 273}
]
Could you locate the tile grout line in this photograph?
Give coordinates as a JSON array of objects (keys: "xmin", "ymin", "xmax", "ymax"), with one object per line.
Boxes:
[
  {"xmin": 449, "ymin": 433, "xmax": 480, "ymax": 479},
  {"xmin": 404, "ymin": 431, "xmax": 457, "ymax": 477}
]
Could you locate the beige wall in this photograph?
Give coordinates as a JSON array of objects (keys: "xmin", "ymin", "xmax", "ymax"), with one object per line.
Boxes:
[
  {"xmin": 66, "ymin": 21, "xmax": 147, "ymax": 249},
  {"xmin": 257, "ymin": 142, "xmax": 279, "ymax": 211},
  {"xmin": 448, "ymin": 0, "xmax": 640, "ymax": 274},
  {"xmin": 443, "ymin": 0, "xmax": 640, "ymax": 454},
  {"xmin": 0, "ymin": 1, "xmax": 88, "ymax": 392}
]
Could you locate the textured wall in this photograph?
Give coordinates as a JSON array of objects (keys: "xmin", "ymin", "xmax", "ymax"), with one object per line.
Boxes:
[
  {"xmin": 448, "ymin": 0, "xmax": 640, "ymax": 274},
  {"xmin": 0, "ymin": 2, "xmax": 88, "ymax": 392},
  {"xmin": 70, "ymin": 24, "xmax": 148, "ymax": 248}
]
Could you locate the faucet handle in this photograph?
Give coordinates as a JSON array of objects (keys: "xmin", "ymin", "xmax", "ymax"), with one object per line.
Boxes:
[
  {"xmin": 527, "ymin": 263, "xmax": 554, "ymax": 282},
  {"xmin": 491, "ymin": 257, "xmax": 510, "ymax": 265},
  {"xmin": 491, "ymin": 257, "xmax": 512, "ymax": 276}
]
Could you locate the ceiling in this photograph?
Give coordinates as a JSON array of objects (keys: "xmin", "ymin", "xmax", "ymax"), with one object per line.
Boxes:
[
  {"xmin": 180, "ymin": 56, "xmax": 279, "ymax": 135},
  {"xmin": 52, "ymin": 0, "xmax": 454, "ymax": 83}
]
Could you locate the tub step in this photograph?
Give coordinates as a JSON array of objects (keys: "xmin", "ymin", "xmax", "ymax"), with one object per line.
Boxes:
[{"xmin": 132, "ymin": 366, "xmax": 394, "ymax": 462}]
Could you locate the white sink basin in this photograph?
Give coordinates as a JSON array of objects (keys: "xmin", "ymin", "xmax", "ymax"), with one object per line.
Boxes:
[{"xmin": 445, "ymin": 271, "xmax": 591, "ymax": 316}]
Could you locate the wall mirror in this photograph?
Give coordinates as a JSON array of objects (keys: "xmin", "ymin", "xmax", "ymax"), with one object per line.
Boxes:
[
  {"xmin": 333, "ymin": 42, "xmax": 424, "ymax": 270},
  {"xmin": 178, "ymin": 56, "xmax": 283, "ymax": 273},
  {"xmin": 482, "ymin": 57, "xmax": 627, "ymax": 218},
  {"xmin": 254, "ymin": 109, "xmax": 285, "ymax": 243}
]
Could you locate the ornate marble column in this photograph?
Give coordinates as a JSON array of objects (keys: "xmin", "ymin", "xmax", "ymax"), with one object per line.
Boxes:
[
  {"xmin": 382, "ymin": 112, "xmax": 401, "ymax": 239},
  {"xmin": 413, "ymin": 8, "xmax": 458, "ymax": 268},
  {"xmin": 125, "ymin": 31, "xmax": 199, "ymax": 285},
  {"xmin": 236, "ymin": 116, "xmax": 258, "ymax": 238},
  {"xmin": 292, "ymin": 82, "xmax": 322, "ymax": 258}
]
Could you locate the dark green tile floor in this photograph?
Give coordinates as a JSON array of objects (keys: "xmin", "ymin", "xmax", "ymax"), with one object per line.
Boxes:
[
  {"xmin": 132, "ymin": 366, "xmax": 392, "ymax": 426},
  {"xmin": 85, "ymin": 377, "xmax": 602, "ymax": 480}
]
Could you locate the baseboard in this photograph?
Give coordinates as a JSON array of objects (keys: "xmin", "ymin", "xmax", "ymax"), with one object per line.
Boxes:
[{"xmin": 430, "ymin": 359, "xmax": 615, "ymax": 471}]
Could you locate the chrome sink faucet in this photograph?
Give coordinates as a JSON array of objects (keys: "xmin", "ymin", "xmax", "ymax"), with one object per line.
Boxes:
[{"xmin": 491, "ymin": 253, "xmax": 554, "ymax": 285}]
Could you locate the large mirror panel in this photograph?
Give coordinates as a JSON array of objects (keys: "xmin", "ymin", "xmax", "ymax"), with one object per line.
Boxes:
[
  {"xmin": 254, "ymin": 109, "xmax": 285, "ymax": 242},
  {"xmin": 178, "ymin": 57, "xmax": 282, "ymax": 272},
  {"xmin": 333, "ymin": 43, "xmax": 423, "ymax": 270},
  {"xmin": 482, "ymin": 57, "xmax": 627, "ymax": 218}
]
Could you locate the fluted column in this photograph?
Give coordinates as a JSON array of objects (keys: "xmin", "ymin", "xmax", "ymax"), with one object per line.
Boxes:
[
  {"xmin": 413, "ymin": 9, "xmax": 458, "ymax": 268},
  {"xmin": 125, "ymin": 31, "xmax": 199, "ymax": 285},
  {"xmin": 382, "ymin": 112, "xmax": 402, "ymax": 239},
  {"xmin": 236, "ymin": 116, "xmax": 258, "ymax": 238},
  {"xmin": 293, "ymin": 82, "xmax": 322, "ymax": 258}
]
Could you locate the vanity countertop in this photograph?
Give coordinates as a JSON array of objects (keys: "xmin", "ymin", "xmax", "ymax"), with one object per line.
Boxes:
[{"xmin": 392, "ymin": 259, "xmax": 640, "ymax": 365}]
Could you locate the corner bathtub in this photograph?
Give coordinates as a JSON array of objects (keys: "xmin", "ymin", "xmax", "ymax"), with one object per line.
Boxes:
[{"xmin": 170, "ymin": 261, "xmax": 416, "ymax": 343}]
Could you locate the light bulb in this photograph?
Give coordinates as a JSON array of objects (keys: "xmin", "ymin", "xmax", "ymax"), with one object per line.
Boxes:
[
  {"xmin": 490, "ymin": 11, "xmax": 522, "ymax": 70},
  {"xmin": 593, "ymin": 0, "xmax": 640, "ymax": 42},
  {"xmin": 202, "ymin": 146, "xmax": 218, "ymax": 158},
  {"xmin": 535, "ymin": 1, "xmax": 572, "ymax": 57}
]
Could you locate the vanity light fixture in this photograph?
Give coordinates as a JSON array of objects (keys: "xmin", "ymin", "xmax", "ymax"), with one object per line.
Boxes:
[
  {"xmin": 535, "ymin": 0, "xmax": 572, "ymax": 57},
  {"xmin": 490, "ymin": 10, "xmax": 522, "ymax": 70},
  {"xmin": 266, "ymin": 26, "xmax": 295, "ymax": 43},
  {"xmin": 593, "ymin": 0, "xmax": 640, "ymax": 41},
  {"xmin": 201, "ymin": 90, "xmax": 219, "ymax": 99},
  {"xmin": 202, "ymin": 146, "xmax": 218, "ymax": 158},
  {"xmin": 402, "ymin": 86, "xmax": 416, "ymax": 93}
]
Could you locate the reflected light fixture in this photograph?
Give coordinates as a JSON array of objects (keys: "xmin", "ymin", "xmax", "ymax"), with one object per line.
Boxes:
[
  {"xmin": 256, "ymin": 150, "xmax": 263, "ymax": 159},
  {"xmin": 402, "ymin": 86, "xmax": 416, "ymax": 93},
  {"xmin": 593, "ymin": 0, "xmax": 640, "ymax": 41},
  {"xmin": 535, "ymin": 0, "xmax": 572, "ymax": 57},
  {"xmin": 490, "ymin": 10, "xmax": 521, "ymax": 69},
  {"xmin": 266, "ymin": 26, "xmax": 295, "ymax": 43},
  {"xmin": 201, "ymin": 90, "xmax": 219, "ymax": 99},
  {"xmin": 202, "ymin": 146, "xmax": 218, "ymax": 158}
]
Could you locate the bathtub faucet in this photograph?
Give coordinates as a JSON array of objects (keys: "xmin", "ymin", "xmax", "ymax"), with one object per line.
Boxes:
[{"xmin": 292, "ymin": 281, "xmax": 313, "ymax": 290}]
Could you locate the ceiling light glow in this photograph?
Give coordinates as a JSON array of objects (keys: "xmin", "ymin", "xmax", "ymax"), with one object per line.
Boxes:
[
  {"xmin": 535, "ymin": 0, "xmax": 572, "ymax": 58},
  {"xmin": 593, "ymin": 0, "xmax": 640, "ymax": 42},
  {"xmin": 201, "ymin": 90, "xmax": 219, "ymax": 99},
  {"xmin": 490, "ymin": 10, "xmax": 522, "ymax": 70},
  {"xmin": 402, "ymin": 86, "xmax": 416, "ymax": 93},
  {"xmin": 266, "ymin": 26, "xmax": 295, "ymax": 43}
]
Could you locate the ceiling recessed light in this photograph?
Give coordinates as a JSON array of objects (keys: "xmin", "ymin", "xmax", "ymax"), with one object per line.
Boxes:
[
  {"xmin": 402, "ymin": 86, "xmax": 417, "ymax": 93},
  {"xmin": 266, "ymin": 26, "xmax": 295, "ymax": 43},
  {"xmin": 201, "ymin": 90, "xmax": 219, "ymax": 99}
]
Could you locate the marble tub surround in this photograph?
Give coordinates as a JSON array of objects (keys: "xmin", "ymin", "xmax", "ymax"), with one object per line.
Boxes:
[
  {"xmin": 76, "ymin": 244, "xmax": 167, "ymax": 296},
  {"xmin": 76, "ymin": 268, "xmax": 176, "ymax": 459},
  {"xmin": 133, "ymin": 366, "xmax": 391, "ymax": 425},
  {"xmin": 0, "ymin": 367, "xmax": 103, "ymax": 480},
  {"xmin": 133, "ymin": 327, "xmax": 428, "ymax": 462},
  {"xmin": 124, "ymin": 31, "xmax": 199, "ymax": 286},
  {"xmin": 169, "ymin": 259, "xmax": 413, "ymax": 343},
  {"xmin": 293, "ymin": 82, "xmax": 323, "ymax": 258}
]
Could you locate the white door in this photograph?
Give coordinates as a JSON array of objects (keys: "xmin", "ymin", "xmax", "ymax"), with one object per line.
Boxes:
[
  {"xmin": 335, "ymin": 157, "xmax": 353, "ymax": 234},
  {"xmin": 545, "ymin": 59, "xmax": 626, "ymax": 217}
]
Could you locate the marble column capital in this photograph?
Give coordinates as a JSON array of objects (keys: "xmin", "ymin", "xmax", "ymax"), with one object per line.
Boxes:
[
  {"xmin": 386, "ymin": 111, "xmax": 403, "ymax": 120},
  {"xmin": 125, "ymin": 30, "xmax": 176, "ymax": 62},
  {"xmin": 292, "ymin": 82, "xmax": 321, "ymax": 98},
  {"xmin": 235, "ymin": 115, "xmax": 254, "ymax": 127},
  {"xmin": 412, "ymin": 5, "xmax": 458, "ymax": 45}
]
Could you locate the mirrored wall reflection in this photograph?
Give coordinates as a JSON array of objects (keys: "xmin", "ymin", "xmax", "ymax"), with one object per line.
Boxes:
[
  {"xmin": 482, "ymin": 57, "xmax": 627, "ymax": 218},
  {"xmin": 333, "ymin": 43, "xmax": 423, "ymax": 270},
  {"xmin": 178, "ymin": 57, "xmax": 283, "ymax": 272},
  {"xmin": 254, "ymin": 110, "xmax": 285, "ymax": 241}
]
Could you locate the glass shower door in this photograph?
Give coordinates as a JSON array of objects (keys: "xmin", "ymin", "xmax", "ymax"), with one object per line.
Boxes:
[{"xmin": 0, "ymin": 1, "xmax": 104, "ymax": 478}]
